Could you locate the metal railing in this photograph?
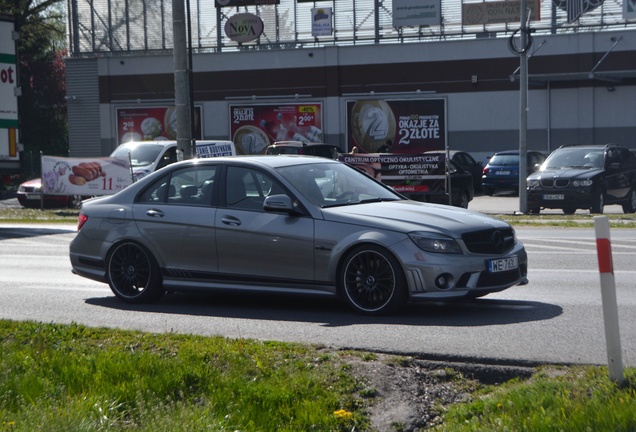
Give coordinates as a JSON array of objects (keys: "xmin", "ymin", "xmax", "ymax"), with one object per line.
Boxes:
[{"xmin": 67, "ymin": 0, "xmax": 636, "ymax": 56}]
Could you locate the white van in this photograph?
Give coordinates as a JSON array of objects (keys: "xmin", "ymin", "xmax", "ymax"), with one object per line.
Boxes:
[{"xmin": 110, "ymin": 140, "xmax": 236, "ymax": 181}]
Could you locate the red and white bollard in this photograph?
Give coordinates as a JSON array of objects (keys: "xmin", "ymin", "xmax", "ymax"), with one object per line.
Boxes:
[{"xmin": 594, "ymin": 216, "xmax": 624, "ymax": 384}]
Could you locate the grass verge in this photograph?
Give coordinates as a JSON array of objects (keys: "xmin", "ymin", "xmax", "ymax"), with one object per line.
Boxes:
[
  {"xmin": 436, "ymin": 366, "xmax": 636, "ymax": 431},
  {"xmin": 0, "ymin": 320, "xmax": 367, "ymax": 432},
  {"xmin": 1, "ymin": 320, "xmax": 635, "ymax": 431}
]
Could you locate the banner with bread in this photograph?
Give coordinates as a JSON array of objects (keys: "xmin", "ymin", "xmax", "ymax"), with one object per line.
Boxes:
[{"xmin": 41, "ymin": 156, "xmax": 133, "ymax": 196}]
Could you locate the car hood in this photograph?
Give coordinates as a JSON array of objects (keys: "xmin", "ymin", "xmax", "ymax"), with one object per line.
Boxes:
[
  {"xmin": 19, "ymin": 178, "xmax": 42, "ymax": 188},
  {"xmin": 321, "ymin": 200, "xmax": 508, "ymax": 237},
  {"xmin": 528, "ymin": 167, "xmax": 603, "ymax": 180}
]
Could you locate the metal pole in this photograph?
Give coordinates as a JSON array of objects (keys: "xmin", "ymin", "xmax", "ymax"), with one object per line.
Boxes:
[
  {"xmin": 172, "ymin": 0, "xmax": 193, "ymax": 159},
  {"xmin": 519, "ymin": 0, "xmax": 529, "ymax": 214}
]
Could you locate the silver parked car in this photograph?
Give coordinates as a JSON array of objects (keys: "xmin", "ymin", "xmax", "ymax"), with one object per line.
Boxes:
[{"xmin": 70, "ymin": 156, "xmax": 528, "ymax": 315}]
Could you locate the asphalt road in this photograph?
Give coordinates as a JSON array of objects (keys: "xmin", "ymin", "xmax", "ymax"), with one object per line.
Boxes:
[{"xmin": 1, "ymin": 214, "xmax": 635, "ymax": 368}]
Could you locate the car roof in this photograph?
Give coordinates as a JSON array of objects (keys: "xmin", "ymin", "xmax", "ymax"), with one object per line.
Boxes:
[
  {"xmin": 492, "ymin": 150, "xmax": 520, "ymax": 155},
  {"xmin": 172, "ymin": 154, "xmax": 337, "ymax": 169},
  {"xmin": 269, "ymin": 141, "xmax": 339, "ymax": 148},
  {"xmin": 556, "ymin": 144, "xmax": 615, "ymax": 150}
]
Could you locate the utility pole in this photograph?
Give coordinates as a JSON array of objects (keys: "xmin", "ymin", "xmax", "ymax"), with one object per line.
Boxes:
[
  {"xmin": 518, "ymin": 0, "xmax": 529, "ymax": 213},
  {"xmin": 172, "ymin": 0, "xmax": 193, "ymax": 159}
]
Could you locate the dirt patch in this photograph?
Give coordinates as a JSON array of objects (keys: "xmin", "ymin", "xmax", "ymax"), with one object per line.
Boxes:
[{"xmin": 345, "ymin": 353, "xmax": 534, "ymax": 431}]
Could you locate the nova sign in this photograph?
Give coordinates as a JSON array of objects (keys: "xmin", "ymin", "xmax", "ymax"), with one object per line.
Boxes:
[{"xmin": 225, "ymin": 13, "xmax": 264, "ymax": 43}]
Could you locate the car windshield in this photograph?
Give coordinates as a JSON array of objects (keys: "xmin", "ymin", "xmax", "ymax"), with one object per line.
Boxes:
[
  {"xmin": 110, "ymin": 143, "xmax": 165, "ymax": 167},
  {"xmin": 489, "ymin": 154, "xmax": 518, "ymax": 166},
  {"xmin": 543, "ymin": 148, "xmax": 604, "ymax": 170},
  {"xmin": 277, "ymin": 162, "xmax": 402, "ymax": 208}
]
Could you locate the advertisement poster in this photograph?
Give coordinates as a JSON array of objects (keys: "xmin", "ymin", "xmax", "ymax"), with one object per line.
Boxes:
[
  {"xmin": 116, "ymin": 106, "xmax": 202, "ymax": 144},
  {"xmin": 230, "ymin": 103, "xmax": 322, "ymax": 154},
  {"xmin": 346, "ymin": 98, "xmax": 446, "ymax": 154},
  {"xmin": 41, "ymin": 156, "xmax": 132, "ymax": 196},
  {"xmin": 312, "ymin": 7, "xmax": 333, "ymax": 37},
  {"xmin": 339, "ymin": 152, "xmax": 447, "ymax": 194},
  {"xmin": 392, "ymin": 0, "xmax": 441, "ymax": 27}
]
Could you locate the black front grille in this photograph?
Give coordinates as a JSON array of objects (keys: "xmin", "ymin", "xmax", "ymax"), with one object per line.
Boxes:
[
  {"xmin": 540, "ymin": 178, "xmax": 569, "ymax": 188},
  {"xmin": 462, "ymin": 228, "xmax": 515, "ymax": 254}
]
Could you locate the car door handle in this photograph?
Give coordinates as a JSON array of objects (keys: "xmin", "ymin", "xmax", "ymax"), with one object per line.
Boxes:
[
  {"xmin": 221, "ymin": 215, "xmax": 241, "ymax": 226},
  {"xmin": 146, "ymin": 209, "xmax": 164, "ymax": 218}
]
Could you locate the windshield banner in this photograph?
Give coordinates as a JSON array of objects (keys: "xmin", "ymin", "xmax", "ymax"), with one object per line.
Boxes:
[{"xmin": 41, "ymin": 156, "xmax": 132, "ymax": 196}]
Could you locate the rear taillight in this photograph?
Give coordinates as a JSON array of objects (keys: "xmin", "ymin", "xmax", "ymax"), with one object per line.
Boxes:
[{"xmin": 77, "ymin": 213, "xmax": 88, "ymax": 231}]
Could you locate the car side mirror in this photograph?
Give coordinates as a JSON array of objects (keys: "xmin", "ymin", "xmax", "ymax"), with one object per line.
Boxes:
[{"xmin": 263, "ymin": 194, "xmax": 300, "ymax": 215}]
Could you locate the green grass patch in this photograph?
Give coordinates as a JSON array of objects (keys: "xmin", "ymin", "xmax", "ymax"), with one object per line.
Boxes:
[
  {"xmin": 435, "ymin": 366, "xmax": 636, "ymax": 432},
  {"xmin": 0, "ymin": 208, "xmax": 79, "ymax": 223},
  {"xmin": 0, "ymin": 320, "xmax": 367, "ymax": 431}
]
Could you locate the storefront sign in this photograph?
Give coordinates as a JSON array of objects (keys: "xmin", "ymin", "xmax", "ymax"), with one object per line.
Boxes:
[
  {"xmin": 230, "ymin": 103, "xmax": 322, "ymax": 154},
  {"xmin": 463, "ymin": 0, "xmax": 541, "ymax": 26},
  {"xmin": 225, "ymin": 13, "xmax": 264, "ymax": 43},
  {"xmin": 41, "ymin": 156, "xmax": 133, "ymax": 195},
  {"xmin": 393, "ymin": 0, "xmax": 441, "ymax": 27}
]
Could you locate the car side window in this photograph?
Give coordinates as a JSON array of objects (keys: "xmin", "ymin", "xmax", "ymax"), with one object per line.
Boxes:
[
  {"xmin": 156, "ymin": 148, "xmax": 178, "ymax": 170},
  {"xmin": 136, "ymin": 165, "xmax": 218, "ymax": 205},
  {"xmin": 226, "ymin": 166, "xmax": 285, "ymax": 210}
]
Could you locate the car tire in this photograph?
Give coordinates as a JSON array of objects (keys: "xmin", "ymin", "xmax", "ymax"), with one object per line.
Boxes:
[
  {"xmin": 339, "ymin": 245, "xmax": 407, "ymax": 315},
  {"xmin": 456, "ymin": 190, "xmax": 470, "ymax": 209},
  {"xmin": 107, "ymin": 242, "xmax": 164, "ymax": 303},
  {"xmin": 590, "ymin": 189, "xmax": 604, "ymax": 214},
  {"xmin": 483, "ymin": 187, "xmax": 494, "ymax": 196},
  {"xmin": 622, "ymin": 189, "xmax": 636, "ymax": 214},
  {"xmin": 527, "ymin": 206, "xmax": 540, "ymax": 214},
  {"xmin": 67, "ymin": 195, "xmax": 83, "ymax": 209},
  {"xmin": 562, "ymin": 207, "xmax": 576, "ymax": 215}
]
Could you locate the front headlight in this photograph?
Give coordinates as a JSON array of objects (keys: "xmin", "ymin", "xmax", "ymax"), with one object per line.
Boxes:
[
  {"xmin": 409, "ymin": 232, "xmax": 462, "ymax": 254},
  {"xmin": 572, "ymin": 179, "xmax": 593, "ymax": 187},
  {"xmin": 527, "ymin": 179, "xmax": 539, "ymax": 189}
]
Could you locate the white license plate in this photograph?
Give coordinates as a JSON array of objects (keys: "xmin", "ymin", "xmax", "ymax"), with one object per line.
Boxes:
[
  {"xmin": 543, "ymin": 194, "xmax": 564, "ymax": 200},
  {"xmin": 488, "ymin": 256, "xmax": 518, "ymax": 273},
  {"xmin": 495, "ymin": 171, "xmax": 510, "ymax": 175},
  {"xmin": 26, "ymin": 194, "xmax": 42, "ymax": 200}
]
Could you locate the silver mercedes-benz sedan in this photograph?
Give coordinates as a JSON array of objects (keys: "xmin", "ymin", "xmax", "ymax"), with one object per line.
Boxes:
[{"xmin": 69, "ymin": 156, "xmax": 528, "ymax": 315}]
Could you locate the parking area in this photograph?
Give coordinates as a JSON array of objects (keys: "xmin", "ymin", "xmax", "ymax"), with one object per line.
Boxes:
[{"xmin": 468, "ymin": 192, "xmax": 624, "ymax": 215}]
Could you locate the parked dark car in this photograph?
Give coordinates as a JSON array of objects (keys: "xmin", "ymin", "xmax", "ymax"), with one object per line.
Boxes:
[
  {"xmin": 69, "ymin": 156, "xmax": 528, "ymax": 315},
  {"xmin": 447, "ymin": 150, "xmax": 484, "ymax": 192},
  {"xmin": 265, "ymin": 141, "xmax": 342, "ymax": 159},
  {"xmin": 482, "ymin": 150, "xmax": 546, "ymax": 195},
  {"xmin": 527, "ymin": 144, "xmax": 636, "ymax": 214},
  {"xmin": 420, "ymin": 151, "xmax": 475, "ymax": 208}
]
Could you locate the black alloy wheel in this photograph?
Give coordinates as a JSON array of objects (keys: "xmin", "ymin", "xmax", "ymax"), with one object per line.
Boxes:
[
  {"xmin": 107, "ymin": 242, "xmax": 164, "ymax": 303},
  {"xmin": 340, "ymin": 245, "xmax": 407, "ymax": 315}
]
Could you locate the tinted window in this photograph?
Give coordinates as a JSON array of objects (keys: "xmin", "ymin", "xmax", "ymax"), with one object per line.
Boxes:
[
  {"xmin": 137, "ymin": 165, "xmax": 218, "ymax": 205},
  {"xmin": 226, "ymin": 166, "xmax": 285, "ymax": 210}
]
